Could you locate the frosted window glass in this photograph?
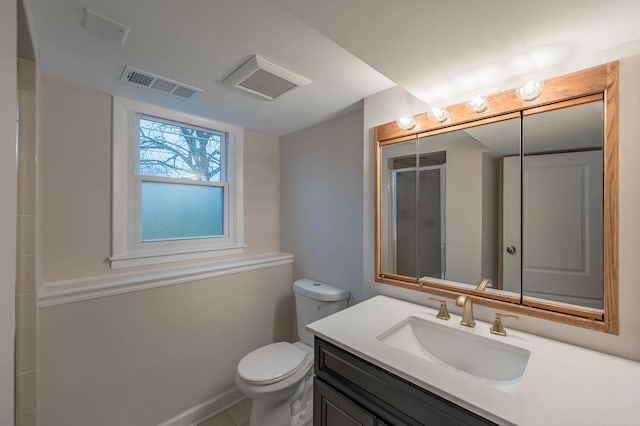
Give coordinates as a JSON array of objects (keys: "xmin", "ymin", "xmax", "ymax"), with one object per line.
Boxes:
[{"xmin": 141, "ymin": 181, "xmax": 224, "ymax": 241}]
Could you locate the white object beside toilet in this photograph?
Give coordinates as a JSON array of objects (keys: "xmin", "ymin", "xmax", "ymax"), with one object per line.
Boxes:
[{"xmin": 236, "ymin": 279, "xmax": 349, "ymax": 426}]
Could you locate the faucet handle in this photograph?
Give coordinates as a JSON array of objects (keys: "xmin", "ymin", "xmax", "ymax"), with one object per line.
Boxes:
[
  {"xmin": 428, "ymin": 297, "xmax": 451, "ymax": 320},
  {"xmin": 490, "ymin": 313, "xmax": 519, "ymax": 336}
]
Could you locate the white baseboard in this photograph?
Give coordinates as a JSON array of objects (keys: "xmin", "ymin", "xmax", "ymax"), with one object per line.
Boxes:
[{"xmin": 158, "ymin": 387, "xmax": 246, "ymax": 426}]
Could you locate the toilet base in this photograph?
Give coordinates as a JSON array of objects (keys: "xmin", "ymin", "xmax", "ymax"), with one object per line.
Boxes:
[
  {"xmin": 248, "ymin": 398, "xmax": 292, "ymax": 426},
  {"xmin": 247, "ymin": 371, "xmax": 313, "ymax": 426}
]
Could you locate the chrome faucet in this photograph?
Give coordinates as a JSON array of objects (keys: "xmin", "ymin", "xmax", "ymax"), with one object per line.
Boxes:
[{"xmin": 455, "ymin": 278, "xmax": 492, "ymax": 327}]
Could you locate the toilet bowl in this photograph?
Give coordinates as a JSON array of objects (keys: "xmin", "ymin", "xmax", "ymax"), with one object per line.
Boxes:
[
  {"xmin": 235, "ymin": 279, "xmax": 349, "ymax": 426},
  {"xmin": 236, "ymin": 342, "xmax": 313, "ymax": 425}
]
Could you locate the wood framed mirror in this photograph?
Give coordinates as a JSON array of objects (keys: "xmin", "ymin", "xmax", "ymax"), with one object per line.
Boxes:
[{"xmin": 375, "ymin": 62, "xmax": 618, "ymax": 333}]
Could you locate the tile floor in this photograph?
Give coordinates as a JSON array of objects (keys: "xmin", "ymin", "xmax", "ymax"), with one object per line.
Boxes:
[{"xmin": 199, "ymin": 398, "xmax": 251, "ymax": 426}]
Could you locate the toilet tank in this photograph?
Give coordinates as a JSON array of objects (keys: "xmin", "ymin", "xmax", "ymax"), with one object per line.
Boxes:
[{"xmin": 293, "ymin": 279, "xmax": 349, "ymax": 346}]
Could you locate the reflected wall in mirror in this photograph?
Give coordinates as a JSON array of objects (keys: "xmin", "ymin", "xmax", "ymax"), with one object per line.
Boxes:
[
  {"xmin": 375, "ymin": 62, "xmax": 618, "ymax": 333},
  {"xmin": 419, "ymin": 118, "xmax": 521, "ymax": 296}
]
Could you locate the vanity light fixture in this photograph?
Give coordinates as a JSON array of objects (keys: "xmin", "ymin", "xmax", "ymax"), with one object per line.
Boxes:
[
  {"xmin": 396, "ymin": 114, "xmax": 417, "ymax": 130},
  {"xmin": 427, "ymin": 107, "xmax": 450, "ymax": 123},
  {"xmin": 516, "ymin": 78, "xmax": 544, "ymax": 101},
  {"xmin": 465, "ymin": 95, "xmax": 489, "ymax": 113}
]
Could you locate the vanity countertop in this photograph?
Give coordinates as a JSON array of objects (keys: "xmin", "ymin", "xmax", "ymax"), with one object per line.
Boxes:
[{"xmin": 307, "ymin": 295, "xmax": 640, "ymax": 425}]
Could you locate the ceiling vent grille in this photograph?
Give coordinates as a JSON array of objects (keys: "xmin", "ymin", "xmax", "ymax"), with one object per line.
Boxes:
[
  {"xmin": 223, "ymin": 55, "xmax": 311, "ymax": 101},
  {"xmin": 82, "ymin": 9, "xmax": 130, "ymax": 44},
  {"xmin": 120, "ymin": 66, "xmax": 203, "ymax": 100}
]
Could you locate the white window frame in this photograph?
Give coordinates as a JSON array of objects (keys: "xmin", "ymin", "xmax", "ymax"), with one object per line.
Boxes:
[{"xmin": 111, "ymin": 97, "xmax": 244, "ymax": 269}]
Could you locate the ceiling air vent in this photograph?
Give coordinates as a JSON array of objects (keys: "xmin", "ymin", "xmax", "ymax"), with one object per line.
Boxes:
[
  {"xmin": 82, "ymin": 9, "xmax": 130, "ymax": 44},
  {"xmin": 120, "ymin": 66, "xmax": 203, "ymax": 100},
  {"xmin": 223, "ymin": 55, "xmax": 311, "ymax": 101}
]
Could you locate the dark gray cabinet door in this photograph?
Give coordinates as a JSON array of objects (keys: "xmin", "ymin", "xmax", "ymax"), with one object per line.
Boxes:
[
  {"xmin": 314, "ymin": 338, "xmax": 496, "ymax": 426},
  {"xmin": 314, "ymin": 378, "xmax": 376, "ymax": 426}
]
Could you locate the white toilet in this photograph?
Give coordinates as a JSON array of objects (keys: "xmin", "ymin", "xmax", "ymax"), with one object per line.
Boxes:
[{"xmin": 236, "ymin": 278, "xmax": 349, "ymax": 426}]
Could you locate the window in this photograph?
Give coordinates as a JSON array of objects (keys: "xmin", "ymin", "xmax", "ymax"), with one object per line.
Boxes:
[
  {"xmin": 112, "ymin": 97, "xmax": 244, "ymax": 268},
  {"xmin": 138, "ymin": 116, "xmax": 226, "ymax": 241}
]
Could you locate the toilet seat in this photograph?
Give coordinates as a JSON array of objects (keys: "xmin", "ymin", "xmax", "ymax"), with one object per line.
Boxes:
[{"xmin": 237, "ymin": 342, "xmax": 309, "ymax": 385}]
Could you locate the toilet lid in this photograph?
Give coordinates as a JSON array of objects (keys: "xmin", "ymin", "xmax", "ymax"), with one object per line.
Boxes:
[{"xmin": 238, "ymin": 342, "xmax": 309, "ymax": 385}]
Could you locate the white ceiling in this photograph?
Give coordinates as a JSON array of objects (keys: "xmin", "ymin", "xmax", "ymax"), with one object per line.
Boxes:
[
  {"xmin": 28, "ymin": 0, "xmax": 395, "ymax": 135},
  {"xmin": 28, "ymin": 0, "xmax": 640, "ymax": 136},
  {"xmin": 274, "ymin": 0, "xmax": 640, "ymax": 106}
]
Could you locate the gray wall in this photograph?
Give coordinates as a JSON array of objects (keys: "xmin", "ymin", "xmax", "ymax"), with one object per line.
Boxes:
[
  {"xmin": 0, "ymin": 0, "xmax": 17, "ymax": 422},
  {"xmin": 39, "ymin": 266, "xmax": 292, "ymax": 426},
  {"xmin": 17, "ymin": 57, "xmax": 38, "ymax": 426},
  {"xmin": 38, "ymin": 79, "xmax": 293, "ymax": 425},
  {"xmin": 280, "ymin": 109, "xmax": 365, "ymax": 303}
]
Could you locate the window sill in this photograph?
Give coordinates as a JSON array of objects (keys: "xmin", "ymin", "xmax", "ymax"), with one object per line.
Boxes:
[{"xmin": 109, "ymin": 244, "xmax": 246, "ymax": 269}]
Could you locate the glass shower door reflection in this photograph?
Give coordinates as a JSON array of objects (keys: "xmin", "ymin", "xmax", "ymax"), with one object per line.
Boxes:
[{"xmin": 393, "ymin": 166, "xmax": 445, "ymax": 279}]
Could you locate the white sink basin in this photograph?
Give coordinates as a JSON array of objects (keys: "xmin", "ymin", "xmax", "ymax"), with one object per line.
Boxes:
[{"xmin": 377, "ymin": 316, "xmax": 530, "ymax": 383}]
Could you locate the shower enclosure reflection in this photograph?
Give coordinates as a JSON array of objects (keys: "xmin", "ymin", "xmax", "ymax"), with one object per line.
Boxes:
[
  {"xmin": 380, "ymin": 117, "xmax": 521, "ymax": 296},
  {"xmin": 391, "ymin": 153, "xmax": 445, "ymax": 279}
]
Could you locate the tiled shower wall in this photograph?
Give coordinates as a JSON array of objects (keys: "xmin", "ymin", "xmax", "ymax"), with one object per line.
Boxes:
[{"xmin": 16, "ymin": 57, "xmax": 37, "ymax": 426}]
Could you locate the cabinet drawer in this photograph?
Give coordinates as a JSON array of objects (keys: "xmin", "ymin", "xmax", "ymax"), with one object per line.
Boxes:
[{"xmin": 314, "ymin": 338, "xmax": 496, "ymax": 426}]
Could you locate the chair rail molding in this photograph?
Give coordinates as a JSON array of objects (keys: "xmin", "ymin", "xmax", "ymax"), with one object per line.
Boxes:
[{"xmin": 39, "ymin": 252, "xmax": 294, "ymax": 307}]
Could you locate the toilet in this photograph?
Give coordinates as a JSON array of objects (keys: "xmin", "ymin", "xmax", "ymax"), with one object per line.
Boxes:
[{"xmin": 236, "ymin": 278, "xmax": 349, "ymax": 426}]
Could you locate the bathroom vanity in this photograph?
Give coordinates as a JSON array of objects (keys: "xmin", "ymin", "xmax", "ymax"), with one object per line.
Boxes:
[
  {"xmin": 309, "ymin": 296, "xmax": 640, "ymax": 425},
  {"xmin": 314, "ymin": 337, "xmax": 494, "ymax": 425}
]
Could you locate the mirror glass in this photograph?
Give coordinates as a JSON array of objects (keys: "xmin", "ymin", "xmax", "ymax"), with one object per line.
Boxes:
[
  {"xmin": 380, "ymin": 101, "xmax": 605, "ymax": 309},
  {"xmin": 380, "ymin": 138, "xmax": 418, "ymax": 277},
  {"xmin": 376, "ymin": 62, "xmax": 618, "ymax": 331},
  {"xmin": 380, "ymin": 118, "xmax": 522, "ymax": 298},
  {"xmin": 522, "ymin": 101, "xmax": 604, "ymax": 309}
]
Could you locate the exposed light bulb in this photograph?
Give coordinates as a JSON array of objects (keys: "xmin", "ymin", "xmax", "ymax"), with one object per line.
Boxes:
[
  {"xmin": 396, "ymin": 115, "xmax": 417, "ymax": 130},
  {"xmin": 427, "ymin": 107, "xmax": 450, "ymax": 123},
  {"xmin": 465, "ymin": 95, "xmax": 489, "ymax": 113},
  {"xmin": 516, "ymin": 79, "xmax": 544, "ymax": 101}
]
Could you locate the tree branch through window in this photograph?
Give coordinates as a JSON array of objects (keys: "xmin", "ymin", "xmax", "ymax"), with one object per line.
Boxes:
[{"xmin": 139, "ymin": 117, "xmax": 223, "ymax": 181}]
